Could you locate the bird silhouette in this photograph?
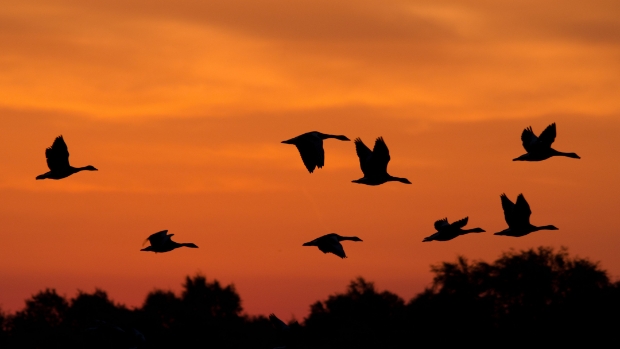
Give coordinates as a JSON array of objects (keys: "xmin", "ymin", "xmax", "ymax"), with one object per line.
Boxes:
[
  {"xmin": 281, "ymin": 131, "xmax": 350, "ymax": 173},
  {"xmin": 269, "ymin": 313, "xmax": 299, "ymax": 349},
  {"xmin": 352, "ymin": 137, "xmax": 411, "ymax": 185},
  {"xmin": 141, "ymin": 230, "xmax": 198, "ymax": 253},
  {"xmin": 36, "ymin": 135, "xmax": 98, "ymax": 180},
  {"xmin": 269, "ymin": 313, "xmax": 291, "ymax": 332},
  {"xmin": 495, "ymin": 194, "xmax": 558, "ymax": 237},
  {"xmin": 513, "ymin": 123, "xmax": 580, "ymax": 161},
  {"xmin": 302, "ymin": 233, "xmax": 362, "ymax": 258},
  {"xmin": 423, "ymin": 217, "xmax": 485, "ymax": 242}
]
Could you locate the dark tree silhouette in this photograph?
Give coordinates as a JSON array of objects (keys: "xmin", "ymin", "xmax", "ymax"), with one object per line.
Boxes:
[
  {"xmin": 2, "ymin": 249, "xmax": 620, "ymax": 348},
  {"xmin": 304, "ymin": 277, "xmax": 406, "ymax": 348},
  {"xmin": 408, "ymin": 247, "xmax": 619, "ymax": 345},
  {"xmin": 7, "ymin": 289, "xmax": 70, "ymax": 347},
  {"xmin": 0, "ymin": 308, "xmax": 7, "ymax": 346}
]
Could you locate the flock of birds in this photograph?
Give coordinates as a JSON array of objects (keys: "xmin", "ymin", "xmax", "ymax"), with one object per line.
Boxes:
[
  {"xmin": 31, "ymin": 122, "xmax": 579, "ymax": 342},
  {"xmin": 35, "ymin": 122, "xmax": 579, "ymax": 260}
]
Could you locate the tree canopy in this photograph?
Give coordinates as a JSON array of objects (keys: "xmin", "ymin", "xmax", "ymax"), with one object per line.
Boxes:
[{"xmin": 1, "ymin": 247, "xmax": 619, "ymax": 348}]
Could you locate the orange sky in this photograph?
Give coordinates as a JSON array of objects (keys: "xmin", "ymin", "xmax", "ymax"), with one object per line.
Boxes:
[{"xmin": 1, "ymin": 0, "xmax": 620, "ymax": 320}]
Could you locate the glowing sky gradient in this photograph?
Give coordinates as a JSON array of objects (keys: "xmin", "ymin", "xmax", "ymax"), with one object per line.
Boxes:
[{"xmin": 1, "ymin": 0, "xmax": 619, "ymax": 320}]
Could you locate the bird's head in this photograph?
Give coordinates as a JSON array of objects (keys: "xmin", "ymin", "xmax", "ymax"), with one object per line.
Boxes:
[
  {"xmin": 349, "ymin": 236, "xmax": 363, "ymax": 242},
  {"xmin": 334, "ymin": 135, "xmax": 350, "ymax": 141},
  {"xmin": 84, "ymin": 165, "xmax": 98, "ymax": 171},
  {"xmin": 140, "ymin": 246, "xmax": 154, "ymax": 252}
]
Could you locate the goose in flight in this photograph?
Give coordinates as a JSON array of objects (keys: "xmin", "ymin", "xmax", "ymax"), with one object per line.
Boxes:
[
  {"xmin": 269, "ymin": 314, "xmax": 290, "ymax": 332},
  {"xmin": 36, "ymin": 135, "xmax": 98, "ymax": 180},
  {"xmin": 423, "ymin": 217, "xmax": 485, "ymax": 242},
  {"xmin": 141, "ymin": 230, "xmax": 198, "ymax": 253},
  {"xmin": 302, "ymin": 233, "xmax": 362, "ymax": 258},
  {"xmin": 495, "ymin": 194, "xmax": 558, "ymax": 237},
  {"xmin": 352, "ymin": 137, "xmax": 411, "ymax": 185},
  {"xmin": 513, "ymin": 123, "xmax": 580, "ymax": 161},
  {"xmin": 281, "ymin": 131, "xmax": 350, "ymax": 173},
  {"xmin": 269, "ymin": 313, "xmax": 299, "ymax": 349}
]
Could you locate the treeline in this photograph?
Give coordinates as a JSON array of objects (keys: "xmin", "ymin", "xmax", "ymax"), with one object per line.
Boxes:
[{"xmin": 1, "ymin": 247, "xmax": 619, "ymax": 348}]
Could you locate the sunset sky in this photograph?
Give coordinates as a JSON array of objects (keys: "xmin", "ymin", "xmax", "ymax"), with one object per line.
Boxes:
[{"xmin": 1, "ymin": 0, "xmax": 620, "ymax": 320}]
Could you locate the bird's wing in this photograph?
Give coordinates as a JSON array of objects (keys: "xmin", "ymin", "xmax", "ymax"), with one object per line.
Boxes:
[
  {"xmin": 500, "ymin": 194, "xmax": 516, "ymax": 226},
  {"xmin": 538, "ymin": 123, "xmax": 557, "ymax": 148},
  {"xmin": 434, "ymin": 218, "xmax": 450, "ymax": 231},
  {"xmin": 318, "ymin": 240, "xmax": 346, "ymax": 258},
  {"xmin": 515, "ymin": 194, "xmax": 532, "ymax": 224},
  {"xmin": 354, "ymin": 138, "xmax": 372, "ymax": 176},
  {"xmin": 146, "ymin": 230, "xmax": 169, "ymax": 245},
  {"xmin": 451, "ymin": 217, "xmax": 469, "ymax": 229},
  {"xmin": 294, "ymin": 143, "xmax": 318, "ymax": 173},
  {"xmin": 45, "ymin": 135, "xmax": 71, "ymax": 171},
  {"xmin": 370, "ymin": 137, "xmax": 391, "ymax": 174},
  {"xmin": 520, "ymin": 127, "xmax": 539, "ymax": 153},
  {"xmin": 269, "ymin": 314, "xmax": 289, "ymax": 331},
  {"xmin": 312, "ymin": 137, "xmax": 325, "ymax": 169}
]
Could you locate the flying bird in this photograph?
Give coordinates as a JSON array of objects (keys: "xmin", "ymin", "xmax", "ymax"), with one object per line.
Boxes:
[
  {"xmin": 495, "ymin": 194, "xmax": 558, "ymax": 237},
  {"xmin": 513, "ymin": 123, "xmax": 580, "ymax": 161},
  {"xmin": 352, "ymin": 137, "xmax": 411, "ymax": 185},
  {"xmin": 268, "ymin": 314, "xmax": 300, "ymax": 349},
  {"xmin": 302, "ymin": 233, "xmax": 362, "ymax": 258},
  {"xmin": 36, "ymin": 135, "xmax": 98, "ymax": 180},
  {"xmin": 281, "ymin": 131, "xmax": 350, "ymax": 173},
  {"xmin": 141, "ymin": 230, "xmax": 198, "ymax": 253},
  {"xmin": 423, "ymin": 217, "xmax": 485, "ymax": 242},
  {"xmin": 269, "ymin": 314, "xmax": 291, "ymax": 332}
]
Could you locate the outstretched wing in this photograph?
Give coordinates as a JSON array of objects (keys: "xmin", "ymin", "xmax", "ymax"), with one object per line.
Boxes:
[
  {"xmin": 319, "ymin": 241, "xmax": 346, "ymax": 258},
  {"xmin": 269, "ymin": 314, "xmax": 289, "ymax": 331},
  {"xmin": 311, "ymin": 136, "xmax": 325, "ymax": 169},
  {"xmin": 520, "ymin": 127, "xmax": 539, "ymax": 153},
  {"xmin": 434, "ymin": 218, "xmax": 450, "ymax": 231},
  {"xmin": 451, "ymin": 217, "xmax": 469, "ymax": 229},
  {"xmin": 46, "ymin": 135, "xmax": 70, "ymax": 171},
  {"xmin": 146, "ymin": 230, "xmax": 169, "ymax": 246},
  {"xmin": 514, "ymin": 194, "xmax": 532, "ymax": 224},
  {"xmin": 500, "ymin": 194, "xmax": 516, "ymax": 226},
  {"xmin": 354, "ymin": 138, "xmax": 372, "ymax": 176},
  {"xmin": 538, "ymin": 123, "xmax": 557, "ymax": 148},
  {"xmin": 370, "ymin": 137, "xmax": 390, "ymax": 174},
  {"xmin": 294, "ymin": 143, "xmax": 319, "ymax": 173}
]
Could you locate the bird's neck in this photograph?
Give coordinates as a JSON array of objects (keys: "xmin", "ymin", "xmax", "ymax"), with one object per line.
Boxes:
[
  {"xmin": 388, "ymin": 176, "xmax": 410, "ymax": 184},
  {"xmin": 552, "ymin": 149, "xmax": 580, "ymax": 158},
  {"xmin": 322, "ymin": 134, "xmax": 346, "ymax": 140},
  {"xmin": 533, "ymin": 225, "xmax": 557, "ymax": 231}
]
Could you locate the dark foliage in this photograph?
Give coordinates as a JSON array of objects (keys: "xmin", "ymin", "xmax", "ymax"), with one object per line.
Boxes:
[
  {"xmin": 304, "ymin": 278, "xmax": 406, "ymax": 348},
  {"xmin": 2, "ymin": 248, "xmax": 620, "ymax": 348},
  {"xmin": 407, "ymin": 247, "xmax": 620, "ymax": 346}
]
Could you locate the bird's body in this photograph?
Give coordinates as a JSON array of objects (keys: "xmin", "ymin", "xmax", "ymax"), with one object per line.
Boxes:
[
  {"xmin": 141, "ymin": 230, "xmax": 198, "ymax": 253},
  {"xmin": 302, "ymin": 233, "xmax": 362, "ymax": 258},
  {"xmin": 423, "ymin": 217, "xmax": 485, "ymax": 242},
  {"xmin": 495, "ymin": 194, "xmax": 558, "ymax": 237},
  {"xmin": 352, "ymin": 137, "xmax": 411, "ymax": 185},
  {"xmin": 36, "ymin": 135, "xmax": 98, "ymax": 180},
  {"xmin": 281, "ymin": 131, "xmax": 350, "ymax": 173},
  {"xmin": 513, "ymin": 123, "xmax": 580, "ymax": 161}
]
